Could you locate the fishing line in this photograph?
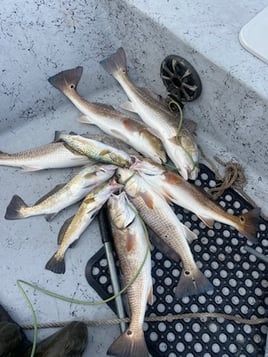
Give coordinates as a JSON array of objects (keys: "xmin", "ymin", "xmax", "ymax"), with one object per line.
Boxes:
[
  {"xmin": 167, "ymin": 99, "xmax": 197, "ymax": 174},
  {"xmin": 16, "ymin": 192, "xmax": 150, "ymax": 354},
  {"xmin": 16, "ymin": 280, "xmax": 38, "ymax": 357},
  {"xmin": 168, "ymin": 99, "xmax": 183, "ymax": 136}
]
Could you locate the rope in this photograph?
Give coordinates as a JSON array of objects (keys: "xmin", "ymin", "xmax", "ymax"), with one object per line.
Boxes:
[
  {"xmin": 198, "ymin": 145, "xmax": 267, "ymax": 220},
  {"xmin": 21, "ymin": 312, "xmax": 268, "ymax": 330},
  {"xmin": 208, "ymin": 157, "xmax": 246, "ymax": 200}
]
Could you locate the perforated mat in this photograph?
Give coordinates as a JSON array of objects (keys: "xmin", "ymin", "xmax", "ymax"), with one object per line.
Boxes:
[{"xmin": 85, "ymin": 163, "xmax": 268, "ymax": 357}]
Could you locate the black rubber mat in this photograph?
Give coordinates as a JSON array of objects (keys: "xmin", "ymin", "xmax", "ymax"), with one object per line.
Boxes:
[{"xmin": 85, "ymin": 163, "xmax": 268, "ymax": 357}]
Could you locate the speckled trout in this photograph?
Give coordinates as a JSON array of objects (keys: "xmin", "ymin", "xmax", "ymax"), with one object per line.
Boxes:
[
  {"xmin": 107, "ymin": 191, "xmax": 152, "ymax": 357},
  {"xmin": 55, "ymin": 131, "xmax": 132, "ymax": 168},
  {"xmin": 117, "ymin": 168, "xmax": 213, "ymax": 299},
  {"xmin": 45, "ymin": 179, "xmax": 122, "ymax": 274},
  {"xmin": 5, "ymin": 164, "xmax": 116, "ymax": 221},
  {"xmin": 100, "ymin": 47, "xmax": 199, "ymax": 180},
  {"xmin": 0, "ymin": 142, "xmax": 92, "ymax": 171},
  {"xmin": 48, "ymin": 67, "xmax": 166, "ymax": 164},
  {"xmin": 131, "ymin": 158, "xmax": 260, "ymax": 243}
]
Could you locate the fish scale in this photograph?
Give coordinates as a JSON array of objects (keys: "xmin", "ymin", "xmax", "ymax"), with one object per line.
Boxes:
[
  {"xmin": 5, "ymin": 164, "xmax": 117, "ymax": 221},
  {"xmin": 107, "ymin": 192, "xmax": 152, "ymax": 357},
  {"xmin": 48, "ymin": 66, "xmax": 166, "ymax": 164},
  {"xmin": 0, "ymin": 142, "xmax": 91, "ymax": 171},
  {"xmin": 127, "ymin": 191, "xmax": 197, "ymax": 273},
  {"xmin": 117, "ymin": 168, "xmax": 213, "ymax": 299},
  {"xmin": 100, "ymin": 47, "xmax": 199, "ymax": 180}
]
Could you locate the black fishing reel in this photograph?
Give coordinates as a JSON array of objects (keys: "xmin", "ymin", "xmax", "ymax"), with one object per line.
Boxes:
[{"xmin": 160, "ymin": 55, "xmax": 202, "ymax": 112}]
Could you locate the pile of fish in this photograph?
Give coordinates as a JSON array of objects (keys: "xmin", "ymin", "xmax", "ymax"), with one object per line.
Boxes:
[{"xmin": 1, "ymin": 47, "xmax": 260, "ymax": 357}]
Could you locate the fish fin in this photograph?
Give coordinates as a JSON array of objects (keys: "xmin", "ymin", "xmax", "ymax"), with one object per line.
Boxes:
[
  {"xmin": 99, "ymin": 149, "xmax": 111, "ymax": 156},
  {"xmin": 34, "ymin": 184, "xmax": 66, "ymax": 205},
  {"xmin": 110, "ymin": 128, "xmax": 128, "ymax": 141},
  {"xmin": 20, "ymin": 165, "xmax": 43, "ymax": 172},
  {"xmin": 189, "ymin": 166, "xmax": 199, "ymax": 180},
  {"xmin": 45, "ymin": 213, "xmax": 58, "ymax": 222},
  {"xmin": 100, "ymin": 47, "xmax": 127, "ymax": 76},
  {"xmin": 140, "ymin": 191, "xmax": 154, "ymax": 209},
  {"xmin": 45, "ymin": 254, "xmax": 66, "ymax": 274},
  {"xmin": 237, "ymin": 208, "xmax": 260, "ymax": 243},
  {"xmin": 164, "ymin": 171, "xmax": 182, "ymax": 185},
  {"xmin": 179, "ymin": 167, "xmax": 188, "ymax": 181},
  {"xmin": 120, "ymin": 101, "xmax": 137, "ymax": 113},
  {"xmin": 107, "ymin": 329, "xmax": 149, "ymax": 357},
  {"xmin": 54, "ymin": 130, "xmax": 63, "ymax": 142},
  {"xmin": 182, "ymin": 225, "xmax": 198, "ymax": 243},
  {"xmin": 126, "ymin": 233, "xmax": 136, "ymax": 252},
  {"xmin": 57, "ymin": 215, "xmax": 75, "ymax": 245},
  {"xmin": 78, "ymin": 114, "xmax": 94, "ymax": 125},
  {"xmin": 145, "ymin": 126, "xmax": 162, "ymax": 139},
  {"xmin": 48, "ymin": 66, "xmax": 83, "ymax": 93},
  {"xmin": 62, "ymin": 142, "xmax": 84, "ymax": 156},
  {"xmin": 123, "ymin": 119, "xmax": 140, "ymax": 132},
  {"xmin": 137, "ymin": 86, "xmax": 161, "ymax": 100},
  {"xmin": 147, "ymin": 286, "xmax": 154, "ymax": 305},
  {"xmin": 5, "ymin": 195, "xmax": 28, "ymax": 220},
  {"xmin": 182, "ymin": 119, "xmax": 198, "ymax": 134},
  {"xmin": 150, "ymin": 231, "xmax": 180, "ymax": 262},
  {"xmin": 175, "ymin": 267, "xmax": 213, "ymax": 299},
  {"xmin": 197, "ymin": 215, "xmax": 214, "ymax": 228}
]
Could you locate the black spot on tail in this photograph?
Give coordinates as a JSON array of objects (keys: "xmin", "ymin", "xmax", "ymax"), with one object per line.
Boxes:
[
  {"xmin": 48, "ymin": 67, "xmax": 83, "ymax": 93},
  {"xmin": 175, "ymin": 268, "xmax": 213, "ymax": 299},
  {"xmin": 107, "ymin": 329, "xmax": 149, "ymax": 357}
]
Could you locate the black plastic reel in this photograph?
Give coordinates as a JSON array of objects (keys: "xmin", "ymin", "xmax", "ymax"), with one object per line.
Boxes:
[
  {"xmin": 160, "ymin": 55, "xmax": 202, "ymax": 104},
  {"xmin": 85, "ymin": 163, "xmax": 268, "ymax": 357}
]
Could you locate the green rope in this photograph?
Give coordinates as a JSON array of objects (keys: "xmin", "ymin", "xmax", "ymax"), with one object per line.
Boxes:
[
  {"xmin": 168, "ymin": 99, "xmax": 183, "ymax": 138},
  {"xmin": 17, "ymin": 226, "xmax": 149, "ymax": 306},
  {"xmin": 167, "ymin": 99, "xmax": 197, "ymax": 174},
  {"xmin": 16, "ymin": 280, "xmax": 38, "ymax": 357},
  {"xmin": 121, "ymin": 171, "xmax": 136, "ymax": 186},
  {"xmin": 16, "ymin": 191, "xmax": 150, "ymax": 356}
]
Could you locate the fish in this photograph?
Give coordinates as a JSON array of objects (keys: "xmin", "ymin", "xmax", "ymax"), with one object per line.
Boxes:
[
  {"xmin": 131, "ymin": 158, "xmax": 260, "ymax": 242},
  {"xmin": 83, "ymin": 133, "xmax": 142, "ymax": 159},
  {"xmin": 5, "ymin": 164, "xmax": 116, "ymax": 221},
  {"xmin": 48, "ymin": 67, "xmax": 166, "ymax": 164},
  {"xmin": 99, "ymin": 47, "xmax": 199, "ymax": 180},
  {"xmin": 45, "ymin": 179, "xmax": 122, "ymax": 274},
  {"xmin": 0, "ymin": 142, "xmax": 92, "ymax": 171},
  {"xmin": 116, "ymin": 168, "xmax": 213, "ymax": 298},
  {"xmin": 55, "ymin": 131, "xmax": 132, "ymax": 168},
  {"xmin": 107, "ymin": 191, "xmax": 152, "ymax": 357}
]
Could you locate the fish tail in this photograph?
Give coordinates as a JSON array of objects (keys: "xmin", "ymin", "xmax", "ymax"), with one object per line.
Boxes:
[
  {"xmin": 5, "ymin": 195, "xmax": 28, "ymax": 220},
  {"xmin": 107, "ymin": 329, "xmax": 149, "ymax": 357},
  {"xmin": 236, "ymin": 207, "xmax": 260, "ymax": 243},
  {"xmin": 54, "ymin": 130, "xmax": 64, "ymax": 142},
  {"xmin": 175, "ymin": 267, "xmax": 213, "ymax": 299},
  {"xmin": 45, "ymin": 253, "xmax": 66, "ymax": 274},
  {"xmin": 48, "ymin": 66, "xmax": 83, "ymax": 93},
  {"xmin": 100, "ymin": 47, "xmax": 127, "ymax": 77}
]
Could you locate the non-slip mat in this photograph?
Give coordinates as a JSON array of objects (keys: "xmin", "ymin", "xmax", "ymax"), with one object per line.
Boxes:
[{"xmin": 85, "ymin": 163, "xmax": 268, "ymax": 357}]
